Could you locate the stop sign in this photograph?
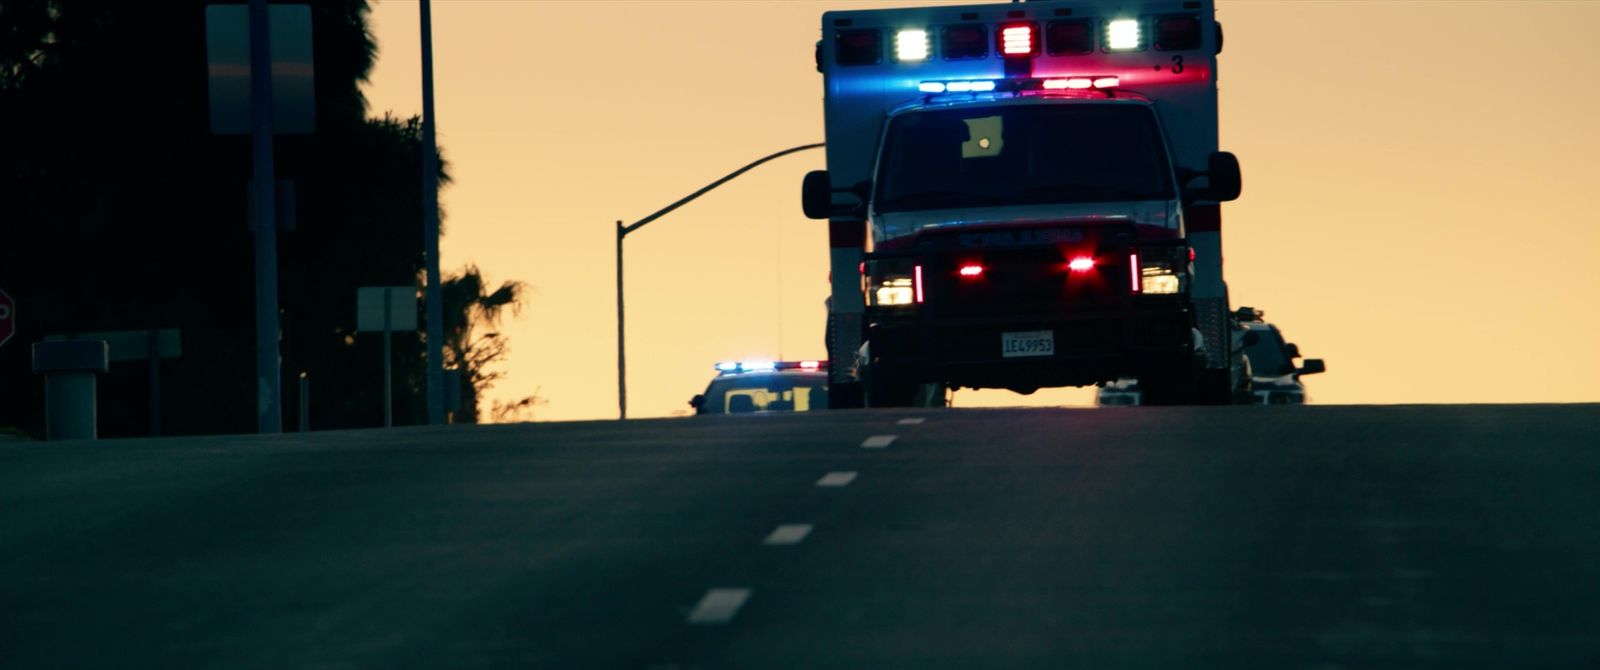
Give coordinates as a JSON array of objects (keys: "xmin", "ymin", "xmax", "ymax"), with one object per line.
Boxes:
[{"xmin": 0, "ymin": 288, "xmax": 13, "ymax": 348}]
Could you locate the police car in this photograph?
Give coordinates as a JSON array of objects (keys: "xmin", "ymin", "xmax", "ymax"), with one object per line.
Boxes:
[
  {"xmin": 689, "ymin": 361, "xmax": 831, "ymax": 415},
  {"xmin": 1096, "ymin": 308, "xmax": 1325, "ymax": 406},
  {"xmin": 1236, "ymin": 308, "xmax": 1325, "ymax": 405}
]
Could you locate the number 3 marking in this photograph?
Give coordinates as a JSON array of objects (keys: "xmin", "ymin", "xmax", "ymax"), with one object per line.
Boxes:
[{"xmin": 1171, "ymin": 55, "xmax": 1185, "ymax": 74}]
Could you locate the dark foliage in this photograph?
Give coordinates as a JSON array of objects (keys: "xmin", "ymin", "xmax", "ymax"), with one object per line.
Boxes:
[{"xmin": 0, "ymin": 1, "xmax": 448, "ymax": 436}]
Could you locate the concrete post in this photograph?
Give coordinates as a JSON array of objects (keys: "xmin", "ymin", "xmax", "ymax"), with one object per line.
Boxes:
[
  {"xmin": 298, "ymin": 372, "xmax": 310, "ymax": 432},
  {"xmin": 32, "ymin": 340, "xmax": 110, "ymax": 441}
]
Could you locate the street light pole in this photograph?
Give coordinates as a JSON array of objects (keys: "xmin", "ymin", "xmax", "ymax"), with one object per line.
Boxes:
[
  {"xmin": 248, "ymin": 0, "xmax": 282, "ymax": 433},
  {"xmin": 616, "ymin": 220, "xmax": 626, "ymax": 420},
  {"xmin": 420, "ymin": 0, "xmax": 445, "ymax": 425},
  {"xmin": 614, "ymin": 142, "xmax": 823, "ymax": 420}
]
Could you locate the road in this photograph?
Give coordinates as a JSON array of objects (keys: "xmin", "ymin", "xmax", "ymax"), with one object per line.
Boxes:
[{"xmin": 3, "ymin": 404, "xmax": 1598, "ymax": 669}]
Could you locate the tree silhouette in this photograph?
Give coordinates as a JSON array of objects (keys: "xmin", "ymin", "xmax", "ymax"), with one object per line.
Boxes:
[
  {"xmin": 0, "ymin": 1, "xmax": 471, "ymax": 436},
  {"xmin": 440, "ymin": 264, "xmax": 527, "ymax": 424}
]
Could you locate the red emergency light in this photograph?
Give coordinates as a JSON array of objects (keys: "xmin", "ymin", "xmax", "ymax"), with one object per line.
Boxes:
[
  {"xmin": 998, "ymin": 23, "xmax": 1038, "ymax": 57},
  {"xmin": 958, "ymin": 264, "xmax": 985, "ymax": 278},
  {"xmin": 1068, "ymin": 256, "xmax": 1095, "ymax": 273},
  {"xmin": 1041, "ymin": 76, "xmax": 1119, "ymax": 91}
]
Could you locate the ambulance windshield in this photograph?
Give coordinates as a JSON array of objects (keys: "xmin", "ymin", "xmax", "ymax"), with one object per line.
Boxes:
[{"xmin": 874, "ymin": 104, "xmax": 1174, "ymax": 214}]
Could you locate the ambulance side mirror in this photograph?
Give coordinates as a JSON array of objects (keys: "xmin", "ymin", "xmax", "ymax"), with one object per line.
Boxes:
[
  {"xmin": 801, "ymin": 170, "xmax": 869, "ymax": 220},
  {"xmin": 1298, "ymin": 359, "xmax": 1326, "ymax": 376},
  {"xmin": 802, "ymin": 170, "xmax": 833, "ymax": 219},
  {"xmin": 1181, "ymin": 151, "xmax": 1242, "ymax": 203},
  {"xmin": 1206, "ymin": 152, "xmax": 1241, "ymax": 202}
]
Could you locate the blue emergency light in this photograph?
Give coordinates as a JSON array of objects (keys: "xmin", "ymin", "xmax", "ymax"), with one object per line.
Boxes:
[
  {"xmin": 918, "ymin": 75, "xmax": 1120, "ymax": 96},
  {"xmin": 714, "ymin": 360, "xmax": 829, "ymax": 375}
]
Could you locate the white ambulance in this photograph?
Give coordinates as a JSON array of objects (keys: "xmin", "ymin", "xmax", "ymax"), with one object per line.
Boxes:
[{"xmin": 804, "ymin": 0, "xmax": 1246, "ymax": 406}]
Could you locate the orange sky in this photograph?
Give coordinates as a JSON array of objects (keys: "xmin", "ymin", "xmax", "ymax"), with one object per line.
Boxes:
[{"xmin": 363, "ymin": 0, "xmax": 1600, "ymax": 421}]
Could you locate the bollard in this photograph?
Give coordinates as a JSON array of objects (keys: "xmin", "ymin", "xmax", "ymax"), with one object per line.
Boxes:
[
  {"xmin": 32, "ymin": 340, "xmax": 110, "ymax": 441},
  {"xmin": 298, "ymin": 372, "xmax": 310, "ymax": 432}
]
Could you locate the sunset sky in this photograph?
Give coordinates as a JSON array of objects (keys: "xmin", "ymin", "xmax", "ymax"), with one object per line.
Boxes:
[{"xmin": 362, "ymin": 0, "xmax": 1600, "ymax": 422}]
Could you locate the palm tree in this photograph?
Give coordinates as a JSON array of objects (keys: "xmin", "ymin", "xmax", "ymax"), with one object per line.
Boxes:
[{"xmin": 440, "ymin": 264, "xmax": 527, "ymax": 423}]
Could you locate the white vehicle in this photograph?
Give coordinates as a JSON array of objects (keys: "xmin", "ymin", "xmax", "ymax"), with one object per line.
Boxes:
[{"xmin": 805, "ymin": 0, "xmax": 1245, "ymax": 407}]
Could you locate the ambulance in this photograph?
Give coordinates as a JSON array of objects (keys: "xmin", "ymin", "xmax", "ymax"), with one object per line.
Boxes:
[{"xmin": 804, "ymin": 0, "xmax": 1246, "ymax": 406}]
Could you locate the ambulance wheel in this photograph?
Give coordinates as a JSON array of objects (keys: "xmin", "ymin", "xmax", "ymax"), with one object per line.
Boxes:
[
  {"xmin": 1196, "ymin": 368, "xmax": 1235, "ymax": 405},
  {"xmin": 864, "ymin": 366, "xmax": 921, "ymax": 408}
]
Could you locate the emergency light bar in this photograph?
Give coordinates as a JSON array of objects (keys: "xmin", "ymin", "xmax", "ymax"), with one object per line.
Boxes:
[
  {"xmin": 921, "ymin": 75, "xmax": 1120, "ymax": 94},
  {"xmin": 715, "ymin": 360, "xmax": 829, "ymax": 374},
  {"xmin": 918, "ymin": 79, "xmax": 997, "ymax": 93},
  {"xmin": 832, "ymin": 11, "xmax": 1207, "ymax": 68}
]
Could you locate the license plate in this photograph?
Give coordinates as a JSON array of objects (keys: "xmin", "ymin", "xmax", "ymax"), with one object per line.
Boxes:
[{"xmin": 1001, "ymin": 330, "xmax": 1054, "ymax": 358}]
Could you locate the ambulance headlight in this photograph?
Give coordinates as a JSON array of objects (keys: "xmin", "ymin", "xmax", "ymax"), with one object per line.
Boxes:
[
  {"xmin": 1140, "ymin": 261, "xmax": 1182, "ymax": 294},
  {"xmin": 874, "ymin": 276, "xmax": 916, "ymax": 306},
  {"xmin": 1106, "ymin": 19, "xmax": 1143, "ymax": 51}
]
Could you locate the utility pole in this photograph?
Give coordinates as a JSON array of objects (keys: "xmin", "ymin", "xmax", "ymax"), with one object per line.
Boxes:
[
  {"xmin": 614, "ymin": 143, "xmax": 823, "ymax": 419},
  {"xmin": 248, "ymin": 0, "xmax": 282, "ymax": 433},
  {"xmin": 420, "ymin": 0, "xmax": 445, "ymax": 425},
  {"xmin": 616, "ymin": 221, "xmax": 626, "ymax": 420}
]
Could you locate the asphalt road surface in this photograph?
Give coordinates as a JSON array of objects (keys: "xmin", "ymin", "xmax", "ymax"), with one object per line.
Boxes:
[{"xmin": 3, "ymin": 404, "xmax": 1598, "ymax": 669}]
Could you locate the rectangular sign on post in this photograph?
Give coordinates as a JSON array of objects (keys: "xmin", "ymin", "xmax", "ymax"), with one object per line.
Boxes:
[
  {"xmin": 206, "ymin": 4, "xmax": 315, "ymax": 135},
  {"xmin": 45, "ymin": 329, "xmax": 181, "ymax": 362},
  {"xmin": 357, "ymin": 287, "xmax": 418, "ymax": 332},
  {"xmin": 45, "ymin": 329, "xmax": 182, "ymax": 436},
  {"xmin": 358, "ymin": 286, "xmax": 417, "ymax": 428}
]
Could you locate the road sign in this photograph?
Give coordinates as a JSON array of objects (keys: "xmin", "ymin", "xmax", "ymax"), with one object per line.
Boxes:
[
  {"xmin": 0, "ymin": 288, "xmax": 13, "ymax": 348},
  {"xmin": 358, "ymin": 287, "xmax": 418, "ymax": 332},
  {"xmin": 45, "ymin": 329, "xmax": 180, "ymax": 362},
  {"xmin": 205, "ymin": 4, "xmax": 315, "ymax": 135},
  {"xmin": 46, "ymin": 329, "xmax": 182, "ymax": 436},
  {"xmin": 358, "ymin": 287, "xmax": 418, "ymax": 428}
]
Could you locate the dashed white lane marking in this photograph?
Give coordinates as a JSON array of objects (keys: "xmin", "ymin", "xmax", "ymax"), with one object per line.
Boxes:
[
  {"xmin": 686, "ymin": 588, "xmax": 751, "ymax": 624},
  {"xmin": 816, "ymin": 471, "xmax": 858, "ymax": 487},
  {"xmin": 861, "ymin": 434, "xmax": 898, "ymax": 449},
  {"xmin": 896, "ymin": 417, "xmax": 925, "ymax": 425},
  {"xmin": 763, "ymin": 524, "xmax": 814, "ymax": 546}
]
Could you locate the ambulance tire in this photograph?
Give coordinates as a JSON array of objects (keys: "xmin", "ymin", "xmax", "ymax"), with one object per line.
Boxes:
[
  {"xmin": 1196, "ymin": 368, "xmax": 1236, "ymax": 405},
  {"xmin": 864, "ymin": 365, "xmax": 921, "ymax": 408}
]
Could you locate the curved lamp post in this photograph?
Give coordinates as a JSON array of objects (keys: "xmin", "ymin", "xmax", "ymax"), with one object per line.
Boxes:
[{"xmin": 616, "ymin": 142, "xmax": 824, "ymax": 419}]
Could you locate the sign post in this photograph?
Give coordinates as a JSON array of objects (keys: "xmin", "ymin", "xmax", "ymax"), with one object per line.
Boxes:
[
  {"xmin": 358, "ymin": 287, "xmax": 418, "ymax": 427},
  {"xmin": 206, "ymin": 3, "xmax": 314, "ymax": 434},
  {"xmin": 0, "ymin": 288, "xmax": 14, "ymax": 349},
  {"xmin": 45, "ymin": 329, "xmax": 181, "ymax": 436}
]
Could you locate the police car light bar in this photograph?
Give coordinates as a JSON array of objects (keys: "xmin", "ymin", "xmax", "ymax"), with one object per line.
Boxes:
[{"xmin": 715, "ymin": 360, "xmax": 830, "ymax": 374}]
